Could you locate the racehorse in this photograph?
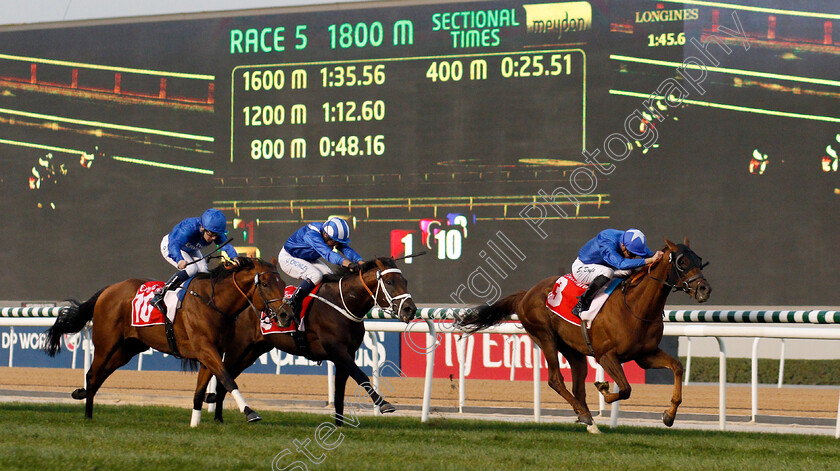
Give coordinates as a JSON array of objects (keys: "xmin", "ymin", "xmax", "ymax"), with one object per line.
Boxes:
[
  {"xmin": 194, "ymin": 256, "xmax": 417, "ymax": 426},
  {"xmin": 44, "ymin": 257, "xmax": 292, "ymax": 425},
  {"xmin": 457, "ymin": 239, "xmax": 711, "ymax": 433}
]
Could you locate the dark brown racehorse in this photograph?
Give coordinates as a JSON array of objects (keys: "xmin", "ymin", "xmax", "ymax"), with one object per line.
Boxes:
[
  {"xmin": 457, "ymin": 239, "xmax": 711, "ymax": 433},
  {"xmin": 44, "ymin": 258, "xmax": 292, "ymax": 425},
  {"xmin": 194, "ymin": 256, "xmax": 417, "ymax": 426}
]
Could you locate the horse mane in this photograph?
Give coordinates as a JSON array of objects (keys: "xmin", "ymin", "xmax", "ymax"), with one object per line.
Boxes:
[
  {"xmin": 193, "ymin": 257, "xmax": 269, "ymax": 282},
  {"xmin": 622, "ymin": 243, "xmax": 685, "ymax": 287},
  {"xmin": 321, "ymin": 256, "xmax": 396, "ymax": 283}
]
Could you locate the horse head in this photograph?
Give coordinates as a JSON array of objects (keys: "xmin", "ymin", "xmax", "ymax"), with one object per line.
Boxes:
[
  {"xmin": 227, "ymin": 258, "xmax": 294, "ymax": 327},
  {"xmin": 357, "ymin": 257, "xmax": 417, "ymax": 323},
  {"xmin": 661, "ymin": 238, "xmax": 711, "ymax": 303}
]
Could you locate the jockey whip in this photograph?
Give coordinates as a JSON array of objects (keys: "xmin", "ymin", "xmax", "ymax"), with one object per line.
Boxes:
[
  {"xmin": 183, "ymin": 237, "xmax": 234, "ymax": 267},
  {"xmin": 394, "ymin": 251, "xmax": 427, "ymax": 262}
]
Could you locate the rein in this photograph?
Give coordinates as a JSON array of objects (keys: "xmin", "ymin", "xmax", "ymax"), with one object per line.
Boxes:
[
  {"xmin": 650, "ymin": 252, "xmax": 708, "ymax": 296},
  {"xmin": 233, "ymin": 270, "xmax": 286, "ymax": 321},
  {"xmin": 188, "ymin": 276, "xmax": 226, "ymax": 316},
  {"xmin": 360, "ymin": 267, "xmax": 413, "ymax": 316},
  {"xmin": 310, "ymin": 266, "xmax": 412, "ymax": 322},
  {"xmin": 621, "ymin": 249, "xmax": 708, "ymax": 323},
  {"xmin": 189, "ymin": 266, "xmax": 284, "ymax": 321}
]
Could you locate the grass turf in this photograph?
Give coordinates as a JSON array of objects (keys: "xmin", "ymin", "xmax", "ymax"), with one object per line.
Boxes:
[
  {"xmin": 0, "ymin": 402, "xmax": 838, "ymax": 470},
  {"xmin": 681, "ymin": 357, "xmax": 840, "ymax": 385}
]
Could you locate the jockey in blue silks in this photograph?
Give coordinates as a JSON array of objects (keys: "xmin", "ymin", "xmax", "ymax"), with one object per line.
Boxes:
[
  {"xmin": 278, "ymin": 217, "xmax": 363, "ymax": 318},
  {"xmin": 150, "ymin": 208, "xmax": 240, "ymax": 314},
  {"xmin": 571, "ymin": 228, "xmax": 663, "ymax": 316}
]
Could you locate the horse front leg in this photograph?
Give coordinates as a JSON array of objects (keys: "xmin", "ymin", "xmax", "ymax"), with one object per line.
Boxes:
[
  {"xmin": 326, "ymin": 345, "xmax": 393, "ymax": 416},
  {"xmin": 194, "ymin": 345, "xmax": 261, "ymax": 423},
  {"xmin": 594, "ymin": 350, "xmax": 632, "ymax": 404},
  {"xmin": 332, "ymin": 365, "xmax": 351, "ymax": 427},
  {"xmin": 211, "ymin": 343, "xmax": 269, "ymax": 424},
  {"xmin": 635, "ymin": 348, "xmax": 684, "ymax": 427}
]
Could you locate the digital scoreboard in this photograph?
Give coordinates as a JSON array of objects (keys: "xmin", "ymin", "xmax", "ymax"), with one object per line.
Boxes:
[
  {"xmin": 230, "ymin": 49, "xmax": 584, "ymax": 172},
  {"xmin": 2, "ymin": 1, "xmax": 840, "ymax": 306}
]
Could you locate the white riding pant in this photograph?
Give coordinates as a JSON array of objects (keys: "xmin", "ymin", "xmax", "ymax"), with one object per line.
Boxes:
[
  {"xmin": 277, "ymin": 248, "xmax": 333, "ymax": 284},
  {"xmin": 160, "ymin": 234, "xmax": 208, "ymax": 277},
  {"xmin": 571, "ymin": 258, "xmax": 615, "ymax": 285},
  {"xmin": 572, "ymin": 258, "xmax": 634, "ymax": 285}
]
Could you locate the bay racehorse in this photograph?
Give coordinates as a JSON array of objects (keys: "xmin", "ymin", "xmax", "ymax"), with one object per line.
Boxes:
[
  {"xmin": 44, "ymin": 257, "xmax": 292, "ymax": 425},
  {"xmin": 457, "ymin": 239, "xmax": 710, "ymax": 433},
  {"xmin": 194, "ymin": 256, "xmax": 416, "ymax": 426}
]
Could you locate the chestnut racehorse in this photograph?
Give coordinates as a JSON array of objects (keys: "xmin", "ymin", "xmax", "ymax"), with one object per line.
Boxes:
[
  {"xmin": 44, "ymin": 258, "xmax": 292, "ymax": 425},
  {"xmin": 457, "ymin": 239, "xmax": 711, "ymax": 433},
  {"xmin": 194, "ymin": 256, "xmax": 417, "ymax": 426}
]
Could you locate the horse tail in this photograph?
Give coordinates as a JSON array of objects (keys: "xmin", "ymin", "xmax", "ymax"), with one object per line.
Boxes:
[
  {"xmin": 45, "ymin": 288, "xmax": 105, "ymax": 357},
  {"xmin": 457, "ymin": 290, "xmax": 526, "ymax": 333}
]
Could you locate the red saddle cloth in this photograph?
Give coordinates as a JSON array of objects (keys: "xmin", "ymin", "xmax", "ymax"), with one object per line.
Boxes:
[
  {"xmin": 545, "ymin": 274, "xmax": 587, "ymax": 327},
  {"xmin": 131, "ymin": 281, "xmax": 166, "ymax": 327},
  {"xmin": 260, "ymin": 284, "xmax": 321, "ymax": 335}
]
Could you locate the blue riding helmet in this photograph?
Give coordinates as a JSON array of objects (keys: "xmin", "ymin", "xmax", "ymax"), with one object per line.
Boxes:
[
  {"xmin": 621, "ymin": 228, "xmax": 649, "ymax": 256},
  {"xmin": 200, "ymin": 209, "xmax": 227, "ymax": 234},
  {"xmin": 322, "ymin": 217, "xmax": 351, "ymax": 244}
]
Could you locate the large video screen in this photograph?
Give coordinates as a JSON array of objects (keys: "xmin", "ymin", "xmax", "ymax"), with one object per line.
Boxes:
[{"xmin": 2, "ymin": 0, "xmax": 839, "ymax": 306}]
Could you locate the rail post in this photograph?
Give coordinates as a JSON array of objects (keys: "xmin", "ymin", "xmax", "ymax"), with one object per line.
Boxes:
[
  {"xmin": 533, "ymin": 343, "xmax": 540, "ymax": 423},
  {"xmin": 421, "ymin": 318, "xmax": 437, "ymax": 423},
  {"xmin": 717, "ymin": 336, "xmax": 727, "ymax": 431}
]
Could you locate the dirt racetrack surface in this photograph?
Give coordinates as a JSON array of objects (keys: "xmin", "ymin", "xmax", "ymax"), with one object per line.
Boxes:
[{"xmin": 1, "ymin": 367, "xmax": 837, "ymax": 428}]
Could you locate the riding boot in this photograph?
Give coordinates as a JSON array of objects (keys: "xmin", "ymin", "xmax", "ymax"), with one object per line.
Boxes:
[
  {"xmin": 572, "ymin": 275, "xmax": 610, "ymax": 317},
  {"xmin": 287, "ymin": 279, "xmax": 315, "ymax": 356},
  {"xmin": 288, "ymin": 279, "xmax": 316, "ymax": 322},
  {"xmin": 151, "ymin": 270, "xmax": 188, "ymax": 315}
]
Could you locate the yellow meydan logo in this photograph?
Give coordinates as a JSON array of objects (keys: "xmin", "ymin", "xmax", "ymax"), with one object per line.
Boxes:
[{"xmin": 524, "ymin": 2, "xmax": 591, "ymax": 38}]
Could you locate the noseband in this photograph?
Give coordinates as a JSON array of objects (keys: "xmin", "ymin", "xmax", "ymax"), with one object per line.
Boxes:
[
  {"xmin": 660, "ymin": 249, "xmax": 709, "ymax": 296},
  {"xmin": 316, "ymin": 266, "xmax": 413, "ymax": 322},
  {"xmin": 362, "ymin": 268, "xmax": 413, "ymax": 317}
]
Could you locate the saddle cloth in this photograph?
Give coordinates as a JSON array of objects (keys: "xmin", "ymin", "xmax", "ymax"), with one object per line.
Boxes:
[
  {"xmin": 260, "ymin": 284, "xmax": 321, "ymax": 335},
  {"xmin": 130, "ymin": 279, "xmax": 192, "ymax": 327},
  {"xmin": 546, "ymin": 274, "xmax": 621, "ymax": 328}
]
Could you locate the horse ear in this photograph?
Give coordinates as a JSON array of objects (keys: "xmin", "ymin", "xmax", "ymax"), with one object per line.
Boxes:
[
  {"xmin": 683, "ymin": 237, "xmax": 690, "ymax": 248},
  {"xmin": 664, "ymin": 239, "xmax": 678, "ymax": 251},
  {"xmin": 271, "ymin": 257, "xmax": 278, "ymax": 265}
]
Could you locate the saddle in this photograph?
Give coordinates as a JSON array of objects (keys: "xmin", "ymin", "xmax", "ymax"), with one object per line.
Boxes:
[
  {"xmin": 130, "ymin": 279, "xmax": 195, "ymax": 358},
  {"xmin": 546, "ymin": 274, "xmax": 621, "ymax": 328}
]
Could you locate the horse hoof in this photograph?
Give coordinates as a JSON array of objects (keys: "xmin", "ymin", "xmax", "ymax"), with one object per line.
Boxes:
[
  {"xmin": 587, "ymin": 424, "xmax": 602, "ymax": 434},
  {"xmin": 244, "ymin": 407, "xmax": 262, "ymax": 423},
  {"xmin": 379, "ymin": 402, "xmax": 396, "ymax": 414},
  {"xmin": 204, "ymin": 393, "xmax": 216, "ymax": 403},
  {"xmin": 594, "ymin": 381, "xmax": 610, "ymax": 394},
  {"xmin": 71, "ymin": 388, "xmax": 87, "ymax": 400},
  {"xmin": 575, "ymin": 414, "xmax": 593, "ymax": 426},
  {"xmin": 214, "ymin": 416, "xmax": 224, "ymax": 424},
  {"xmin": 663, "ymin": 412, "xmax": 675, "ymax": 427}
]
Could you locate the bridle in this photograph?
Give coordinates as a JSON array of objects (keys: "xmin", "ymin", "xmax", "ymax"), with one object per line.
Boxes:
[
  {"xmin": 357, "ymin": 267, "xmax": 413, "ymax": 317},
  {"xmin": 233, "ymin": 268, "xmax": 287, "ymax": 322},
  {"xmin": 621, "ymin": 246, "xmax": 709, "ymax": 322},
  {"xmin": 309, "ymin": 265, "xmax": 412, "ymax": 322},
  {"xmin": 658, "ymin": 247, "xmax": 709, "ymax": 296}
]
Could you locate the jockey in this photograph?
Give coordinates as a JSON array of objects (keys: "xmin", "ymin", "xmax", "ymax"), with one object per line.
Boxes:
[
  {"xmin": 278, "ymin": 216, "xmax": 363, "ymax": 318},
  {"xmin": 571, "ymin": 228, "xmax": 663, "ymax": 316},
  {"xmin": 150, "ymin": 208, "xmax": 240, "ymax": 315}
]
